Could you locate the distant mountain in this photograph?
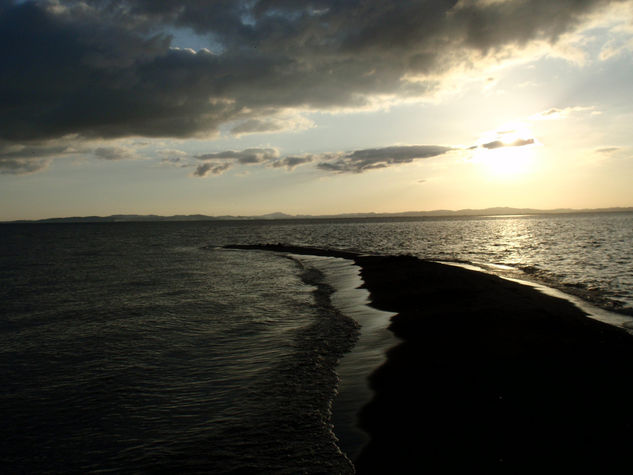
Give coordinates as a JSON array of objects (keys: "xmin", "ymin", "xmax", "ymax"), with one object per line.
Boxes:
[
  {"xmin": 257, "ymin": 212, "xmax": 296, "ymax": 220},
  {"xmin": 4, "ymin": 206, "xmax": 633, "ymax": 224}
]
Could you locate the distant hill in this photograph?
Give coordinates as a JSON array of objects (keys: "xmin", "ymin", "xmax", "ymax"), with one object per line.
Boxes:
[{"xmin": 5, "ymin": 207, "xmax": 633, "ymax": 223}]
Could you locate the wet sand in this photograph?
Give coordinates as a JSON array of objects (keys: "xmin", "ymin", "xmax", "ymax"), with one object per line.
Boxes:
[{"xmin": 227, "ymin": 245, "xmax": 633, "ymax": 473}]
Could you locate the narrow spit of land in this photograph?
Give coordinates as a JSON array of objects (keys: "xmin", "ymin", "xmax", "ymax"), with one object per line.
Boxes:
[{"xmin": 226, "ymin": 244, "xmax": 633, "ymax": 473}]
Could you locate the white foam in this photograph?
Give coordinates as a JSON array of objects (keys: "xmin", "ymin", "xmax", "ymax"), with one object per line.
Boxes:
[{"xmin": 290, "ymin": 254, "xmax": 398, "ymax": 461}]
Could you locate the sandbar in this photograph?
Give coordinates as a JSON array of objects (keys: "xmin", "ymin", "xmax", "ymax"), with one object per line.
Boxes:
[{"xmin": 226, "ymin": 244, "xmax": 633, "ymax": 473}]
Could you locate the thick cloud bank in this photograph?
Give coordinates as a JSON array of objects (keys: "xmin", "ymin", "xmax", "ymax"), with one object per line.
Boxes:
[
  {"xmin": 0, "ymin": 0, "xmax": 620, "ymax": 140},
  {"xmin": 0, "ymin": 0, "xmax": 623, "ymax": 173}
]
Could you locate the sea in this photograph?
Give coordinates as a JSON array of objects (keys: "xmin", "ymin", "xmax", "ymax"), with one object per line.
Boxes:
[{"xmin": 1, "ymin": 212, "xmax": 632, "ymax": 473}]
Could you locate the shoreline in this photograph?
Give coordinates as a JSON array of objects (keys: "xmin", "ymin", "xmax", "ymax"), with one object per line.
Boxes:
[
  {"xmin": 226, "ymin": 244, "xmax": 633, "ymax": 472},
  {"xmin": 291, "ymin": 254, "xmax": 399, "ymax": 462},
  {"xmin": 439, "ymin": 260, "xmax": 633, "ymax": 332}
]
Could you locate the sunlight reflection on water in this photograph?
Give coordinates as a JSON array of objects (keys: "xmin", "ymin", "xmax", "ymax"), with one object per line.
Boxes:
[{"xmin": 226, "ymin": 212, "xmax": 633, "ymax": 314}]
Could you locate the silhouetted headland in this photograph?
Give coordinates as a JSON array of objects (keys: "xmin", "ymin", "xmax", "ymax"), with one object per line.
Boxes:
[{"xmin": 226, "ymin": 244, "xmax": 633, "ymax": 473}]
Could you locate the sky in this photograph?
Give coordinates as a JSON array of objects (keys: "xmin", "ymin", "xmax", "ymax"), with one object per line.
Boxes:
[{"xmin": 1, "ymin": 0, "xmax": 633, "ymax": 220}]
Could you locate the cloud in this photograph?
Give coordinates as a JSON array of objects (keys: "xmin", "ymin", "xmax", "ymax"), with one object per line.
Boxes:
[
  {"xmin": 599, "ymin": 37, "xmax": 633, "ymax": 60},
  {"xmin": 0, "ymin": 157, "xmax": 50, "ymax": 175},
  {"xmin": 188, "ymin": 144, "xmax": 452, "ymax": 177},
  {"xmin": 317, "ymin": 145, "xmax": 452, "ymax": 173},
  {"xmin": 196, "ymin": 148, "xmax": 279, "ymax": 164},
  {"xmin": 481, "ymin": 138, "xmax": 535, "ymax": 149},
  {"xmin": 0, "ymin": 137, "xmax": 148, "ymax": 174},
  {"xmin": 191, "ymin": 147, "xmax": 280, "ymax": 176},
  {"xmin": 271, "ymin": 155, "xmax": 314, "ymax": 170},
  {"xmin": 229, "ymin": 115, "xmax": 315, "ymax": 136},
  {"xmin": 193, "ymin": 162, "xmax": 231, "ymax": 177},
  {"xmin": 161, "ymin": 157, "xmax": 189, "ymax": 167},
  {"xmin": 157, "ymin": 148, "xmax": 189, "ymax": 166},
  {"xmin": 0, "ymin": 140, "xmax": 76, "ymax": 174},
  {"xmin": 0, "ymin": 0, "xmax": 622, "ymax": 149},
  {"xmin": 530, "ymin": 106, "xmax": 598, "ymax": 120},
  {"xmin": 595, "ymin": 146, "xmax": 620, "ymax": 153},
  {"xmin": 158, "ymin": 148, "xmax": 187, "ymax": 157},
  {"xmin": 535, "ymin": 108, "xmax": 566, "ymax": 119},
  {"xmin": 93, "ymin": 146, "xmax": 138, "ymax": 160}
]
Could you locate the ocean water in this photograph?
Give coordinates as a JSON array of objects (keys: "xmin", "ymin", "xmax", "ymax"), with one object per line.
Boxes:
[{"xmin": 1, "ymin": 212, "xmax": 632, "ymax": 472}]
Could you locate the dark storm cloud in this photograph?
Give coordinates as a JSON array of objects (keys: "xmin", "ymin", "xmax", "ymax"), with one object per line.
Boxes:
[
  {"xmin": 0, "ymin": 0, "xmax": 620, "ymax": 151},
  {"xmin": 481, "ymin": 138, "xmax": 535, "ymax": 149},
  {"xmin": 317, "ymin": 145, "xmax": 452, "ymax": 173}
]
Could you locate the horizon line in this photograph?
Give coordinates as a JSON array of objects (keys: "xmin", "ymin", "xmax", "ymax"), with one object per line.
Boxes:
[{"xmin": 4, "ymin": 206, "xmax": 633, "ymax": 223}]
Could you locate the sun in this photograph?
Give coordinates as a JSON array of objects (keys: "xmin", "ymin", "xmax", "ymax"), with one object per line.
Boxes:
[
  {"xmin": 473, "ymin": 122, "xmax": 537, "ymax": 178},
  {"xmin": 482, "ymin": 146, "xmax": 533, "ymax": 177}
]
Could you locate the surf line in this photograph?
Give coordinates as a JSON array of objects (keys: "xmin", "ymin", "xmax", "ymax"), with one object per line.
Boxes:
[
  {"xmin": 223, "ymin": 244, "xmax": 398, "ymax": 464},
  {"xmin": 290, "ymin": 254, "xmax": 398, "ymax": 462}
]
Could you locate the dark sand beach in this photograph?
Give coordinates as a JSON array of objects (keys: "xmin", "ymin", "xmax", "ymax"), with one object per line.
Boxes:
[{"xmin": 228, "ymin": 245, "xmax": 633, "ymax": 473}]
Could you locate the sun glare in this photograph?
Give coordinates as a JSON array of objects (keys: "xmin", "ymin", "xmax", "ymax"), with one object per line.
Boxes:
[
  {"xmin": 473, "ymin": 122, "xmax": 537, "ymax": 178},
  {"xmin": 482, "ymin": 146, "xmax": 534, "ymax": 177}
]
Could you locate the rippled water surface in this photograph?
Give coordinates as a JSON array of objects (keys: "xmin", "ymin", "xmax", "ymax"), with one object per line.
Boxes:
[
  {"xmin": 207, "ymin": 212, "xmax": 632, "ymax": 313},
  {"xmin": 1, "ymin": 212, "xmax": 631, "ymax": 472},
  {"xmin": 1, "ymin": 226, "xmax": 358, "ymax": 473}
]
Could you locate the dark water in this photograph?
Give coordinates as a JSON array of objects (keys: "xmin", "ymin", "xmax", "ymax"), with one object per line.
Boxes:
[
  {"xmin": 1, "ymin": 224, "xmax": 360, "ymax": 473},
  {"xmin": 1, "ymin": 214, "xmax": 632, "ymax": 472}
]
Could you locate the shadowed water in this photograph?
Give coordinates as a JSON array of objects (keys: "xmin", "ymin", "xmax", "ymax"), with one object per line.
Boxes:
[
  {"xmin": 1, "ymin": 233, "xmax": 359, "ymax": 473},
  {"xmin": 1, "ymin": 213, "xmax": 632, "ymax": 471}
]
